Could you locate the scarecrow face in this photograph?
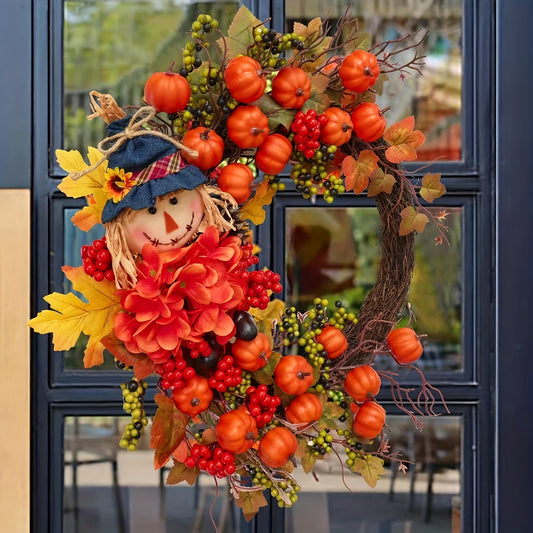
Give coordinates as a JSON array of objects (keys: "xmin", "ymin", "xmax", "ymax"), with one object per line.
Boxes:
[{"xmin": 123, "ymin": 189, "xmax": 205, "ymax": 254}]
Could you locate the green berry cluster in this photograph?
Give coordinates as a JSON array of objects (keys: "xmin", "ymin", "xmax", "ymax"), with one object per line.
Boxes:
[
  {"xmin": 290, "ymin": 156, "xmax": 345, "ymax": 203},
  {"xmin": 249, "ymin": 28, "xmax": 303, "ymax": 68},
  {"xmin": 190, "ymin": 14, "xmax": 219, "ymax": 41},
  {"xmin": 264, "ymin": 174, "xmax": 287, "ymax": 192},
  {"xmin": 327, "ymin": 389, "xmax": 350, "ymax": 422},
  {"xmin": 328, "ymin": 300, "xmax": 357, "ymax": 328},
  {"xmin": 119, "ymin": 378, "xmax": 148, "ymax": 451},
  {"xmin": 307, "ymin": 429, "xmax": 333, "ymax": 456},
  {"xmin": 248, "ymin": 467, "xmax": 300, "ymax": 508},
  {"xmin": 279, "ymin": 306, "xmax": 300, "ymax": 346}
]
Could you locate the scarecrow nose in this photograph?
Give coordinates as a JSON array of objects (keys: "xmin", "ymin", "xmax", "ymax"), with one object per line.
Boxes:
[{"xmin": 164, "ymin": 211, "xmax": 179, "ymax": 233}]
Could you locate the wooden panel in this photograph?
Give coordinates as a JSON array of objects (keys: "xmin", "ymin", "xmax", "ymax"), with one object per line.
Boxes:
[{"xmin": 0, "ymin": 189, "xmax": 30, "ymax": 532}]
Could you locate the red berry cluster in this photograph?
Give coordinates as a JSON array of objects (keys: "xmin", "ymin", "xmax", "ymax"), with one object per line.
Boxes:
[
  {"xmin": 183, "ymin": 339, "xmax": 212, "ymax": 359},
  {"xmin": 241, "ymin": 269, "xmax": 283, "ymax": 310},
  {"xmin": 291, "ymin": 109, "xmax": 328, "ymax": 159},
  {"xmin": 156, "ymin": 354, "xmax": 196, "ymax": 391},
  {"xmin": 184, "ymin": 443, "xmax": 236, "ymax": 478},
  {"xmin": 237, "ymin": 242, "xmax": 259, "ymax": 271},
  {"xmin": 246, "ymin": 384, "xmax": 281, "ymax": 428},
  {"xmin": 208, "ymin": 355, "xmax": 242, "ymax": 392},
  {"xmin": 81, "ymin": 237, "xmax": 115, "ymax": 282}
]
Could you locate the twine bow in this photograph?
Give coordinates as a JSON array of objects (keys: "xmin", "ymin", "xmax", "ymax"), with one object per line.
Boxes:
[{"xmin": 70, "ymin": 105, "xmax": 198, "ymax": 181}]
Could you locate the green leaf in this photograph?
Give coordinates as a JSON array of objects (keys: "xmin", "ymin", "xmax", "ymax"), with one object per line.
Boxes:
[
  {"xmin": 150, "ymin": 393, "xmax": 189, "ymax": 469},
  {"xmin": 255, "ymin": 94, "xmax": 296, "ymax": 130},
  {"xmin": 419, "ymin": 173, "xmax": 446, "ymax": 203},
  {"xmin": 253, "ymin": 350, "xmax": 281, "ymax": 385},
  {"xmin": 344, "ymin": 32, "xmax": 371, "ymax": 53},
  {"xmin": 234, "ymin": 489, "xmax": 269, "ymax": 521},
  {"xmin": 352, "ymin": 455, "xmax": 385, "ymax": 488},
  {"xmin": 224, "ymin": 6, "xmax": 263, "ymax": 59},
  {"xmin": 301, "ymin": 449, "xmax": 318, "ymax": 474},
  {"xmin": 166, "ymin": 461, "xmax": 200, "ymax": 486}
]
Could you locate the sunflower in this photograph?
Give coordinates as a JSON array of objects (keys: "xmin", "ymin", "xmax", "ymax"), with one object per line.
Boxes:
[{"xmin": 104, "ymin": 167, "xmax": 136, "ymax": 202}]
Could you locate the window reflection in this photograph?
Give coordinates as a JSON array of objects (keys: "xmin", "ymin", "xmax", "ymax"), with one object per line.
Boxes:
[
  {"xmin": 63, "ymin": 0, "xmax": 240, "ymax": 151},
  {"xmin": 63, "ymin": 416, "xmax": 239, "ymax": 532},
  {"xmin": 285, "ymin": 207, "xmax": 463, "ymax": 371},
  {"xmin": 285, "ymin": 0, "xmax": 463, "ymax": 161},
  {"xmin": 286, "ymin": 415, "xmax": 462, "ymax": 533}
]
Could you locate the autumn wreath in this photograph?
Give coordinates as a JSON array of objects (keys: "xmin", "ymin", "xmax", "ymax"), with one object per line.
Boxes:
[{"xmin": 30, "ymin": 6, "xmax": 449, "ymax": 519}]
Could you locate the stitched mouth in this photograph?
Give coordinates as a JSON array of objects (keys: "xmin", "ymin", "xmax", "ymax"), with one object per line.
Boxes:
[{"xmin": 142, "ymin": 212, "xmax": 196, "ymax": 247}]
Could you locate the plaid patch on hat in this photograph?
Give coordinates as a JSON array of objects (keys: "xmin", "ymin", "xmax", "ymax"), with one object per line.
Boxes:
[{"xmin": 132, "ymin": 152, "xmax": 184, "ymax": 184}]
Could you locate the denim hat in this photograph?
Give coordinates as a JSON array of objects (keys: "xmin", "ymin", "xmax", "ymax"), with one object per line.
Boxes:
[{"xmin": 101, "ymin": 116, "xmax": 206, "ymax": 223}]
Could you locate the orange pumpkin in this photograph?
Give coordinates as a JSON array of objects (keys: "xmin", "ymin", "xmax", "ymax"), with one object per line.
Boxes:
[
  {"xmin": 319, "ymin": 107, "xmax": 353, "ymax": 146},
  {"xmin": 339, "ymin": 50, "xmax": 380, "ymax": 93},
  {"xmin": 181, "ymin": 127, "xmax": 224, "ymax": 169},
  {"xmin": 143, "ymin": 67, "xmax": 191, "ymax": 113},
  {"xmin": 386, "ymin": 327, "xmax": 423, "ymax": 364},
  {"xmin": 215, "ymin": 408, "xmax": 258, "ymax": 454},
  {"xmin": 271, "ymin": 67, "xmax": 311, "ymax": 109},
  {"xmin": 285, "ymin": 392, "xmax": 323, "ymax": 425},
  {"xmin": 172, "ymin": 375, "xmax": 213, "ymax": 417},
  {"xmin": 227, "ymin": 105, "xmax": 269, "ymax": 148},
  {"xmin": 344, "ymin": 365, "xmax": 381, "ymax": 403},
  {"xmin": 254, "ymin": 133, "xmax": 293, "ymax": 175},
  {"xmin": 274, "ymin": 355, "xmax": 314, "ymax": 395},
  {"xmin": 351, "ymin": 102, "xmax": 387, "ymax": 143},
  {"xmin": 231, "ymin": 332, "xmax": 272, "ymax": 371},
  {"xmin": 224, "ymin": 56, "xmax": 266, "ymax": 104},
  {"xmin": 316, "ymin": 325, "xmax": 348, "ymax": 359},
  {"xmin": 352, "ymin": 401, "xmax": 386, "ymax": 439},
  {"xmin": 217, "ymin": 163, "xmax": 254, "ymax": 204},
  {"xmin": 257, "ymin": 427, "xmax": 298, "ymax": 468}
]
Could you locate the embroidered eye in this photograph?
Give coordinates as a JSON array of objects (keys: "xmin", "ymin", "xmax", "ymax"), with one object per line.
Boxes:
[
  {"xmin": 169, "ymin": 197, "xmax": 178, "ymax": 205},
  {"xmin": 148, "ymin": 206, "xmax": 157, "ymax": 215}
]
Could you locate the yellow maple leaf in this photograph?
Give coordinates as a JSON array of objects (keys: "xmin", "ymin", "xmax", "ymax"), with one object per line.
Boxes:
[
  {"xmin": 342, "ymin": 150, "xmax": 379, "ymax": 194},
  {"xmin": 29, "ymin": 265, "xmax": 121, "ymax": 368},
  {"xmin": 399, "ymin": 206, "xmax": 429, "ymax": 236},
  {"xmin": 419, "ymin": 173, "xmax": 446, "ymax": 203},
  {"xmin": 367, "ymin": 168, "xmax": 396, "ymax": 197},
  {"xmin": 239, "ymin": 180, "xmax": 276, "ymax": 225},
  {"xmin": 57, "ymin": 147, "xmax": 108, "ymax": 199},
  {"xmin": 70, "ymin": 188, "xmax": 108, "ymax": 231},
  {"xmin": 383, "ymin": 116, "xmax": 425, "ymax": 163}
]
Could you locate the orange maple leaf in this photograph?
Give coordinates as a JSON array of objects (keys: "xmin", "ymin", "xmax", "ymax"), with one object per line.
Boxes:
[
  {"xmin": 342, "ymin": 150, "xmax": 379, "ymax": 194},
  {"xmin": 383, "ymin": 116, "xmax": 425, "ymax": 163}
]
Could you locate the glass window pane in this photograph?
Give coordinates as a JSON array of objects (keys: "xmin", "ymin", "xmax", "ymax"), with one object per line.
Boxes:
[
  {"xmin": 63, "ymin": 0, "xmax": 240, "ymax": 151},
  {"xmin": 285, "ymin": 0, "xmax": 463, "ymax": 161},
  {"xmin": 285, "ymin": 206, "xmax": 463, "ymax": 372},
  {"xmin": 63, "ymin": 416, "xmax": 239, "ymax": 532},
  {"xmin": 286, "ymin": 415, "xmax": 462, "ymax": 532}
]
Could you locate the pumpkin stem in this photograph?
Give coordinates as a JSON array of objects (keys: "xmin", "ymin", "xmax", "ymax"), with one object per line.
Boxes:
[
  {"xmin": 341, "ymin": 123, "xmax": 353, "ymax": 132},
  {"xmin": 364, "ymin": 67, "xmax": 373, "ymax": 76},
  {"xmin": 297, "ymin": 371, "xmax": 311, "ymax": 380},
  {"xmin": 167, "ymin": 61, "xmax": 176, "ymax": 74},
  {"xmin": 251, "ymin": 127, "xmax": 265, "ymax": 137},
  {"xmin": 191, "ymin": 398, "xmax": 200, "ymax": 407},
  {"xmin": 296, "ymin": 88, "xmax": 305, "ymax": 96}
]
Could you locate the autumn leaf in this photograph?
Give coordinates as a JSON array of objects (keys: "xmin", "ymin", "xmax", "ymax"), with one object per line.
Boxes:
[
  {"xmin": 255, "ymin": 94, "xmax": 296, "ymax": 130},
  {"xmin": 352, "ymin": 455, "xmax": 385, "ymax": 488},
  {"xmin": 301, "ymin": 73, "xmax": 332, "ymax": 114},
  {"xmin": 150, "ymin": 393, "xmax": 189, "ymax": 470},
  {"xmin": 222, "ymin": 6, "xmax": 263, "ymax": 59},
  {"xmin": 57, "ymin": 147, "xmax": 108, "ymax": 198},
  {"xmin": 293, "ymin": 17, "xmax": 322, "ymax": 41},
  {"xmin": 252, "ymin": 351, "xmax": 281, "ymax": 386},
  {"xmin": 367, "ymin": 167, "xmax": 396, "ymax": 197},
  {"xmin": 29, "ymin": 265, "xmax": 121, "ymax": 368},
  {"xmin": 317, "ymin": 396, "xmax": 346, "ymax": 430},
  {"xmin": 419, "ymin": 173, "xmax": 446, "ymax": 203},
  {"xmin": 301, "ymin": 448, "xmax": 318, "ymax": 474},
  {"xmin": 399, "ymin": 206, "xmax": 429, "ymax": 236},
  {"xmin": 342, "ymin": 150, "xmax": 379, "ymax": 193},
  {"xmin": 100, "ymin": 335, "xmax": 155, "ymax": 380},
  {"xmin": 166, "ymin": 461, "xmax": 200, "ymax": 486},
  {"xmin": 249, "ymin": 298, "xmax": 285, "ymax": 336},
  {"xmin": 239, "ymin": 179, "xmax": 276, "ymax": 225},
  {"xmin": 234, "ymin": 489, "xmax": 268, "ymax": 521},
  {"xmin": 383, "ymin": 116, "xmax": 425, "ymax": 163},
  {"xmin": 70, "ymin": 189, "xmax": 108, "ymax": 231}
]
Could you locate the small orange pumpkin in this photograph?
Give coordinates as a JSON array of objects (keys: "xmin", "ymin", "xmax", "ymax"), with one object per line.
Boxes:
[
  {"xmin": 339, "ymin": 50, "xmax": 380, "ymax": 93},
  {"xmin": 181, "ymin": 127, "xmax": 224, "ymax": 169},
  {"xmin": 316, "ymin": 325, "xmax": 348, "ymax": 359},
  {"xmin": 217, "ymin": 163, "xmax": 254, "ymax": 204},
  {"xmin": 271, "ymin": 66, "xmax": 311, "ymax": 109},
  {"xmin": 351, "ymin": 102, "xmax": 387, "ymax": 143},
  {"xmin": 274, "ymin": 355, "xmax": 314, "ymax": 396},
  {"xmin": 352, "ymin": 400, "xmax": 386, "ymax": 439},
  {"xmin": 227, "ymin": 105, "xmax": 269, "ymax": 149},
  {"xmin": 285, "ymin": 392, "xmax": 323, "ymax": 425},
  {"xmin": 224, "ymin": 56, "xmax": 266, "ymax": 104},
  {"xmin": 215, "ymin": 408, "xmax": 258, "ymax": 454},
  {"xmin": 172, "ymin": 375, "xmax": 213, "ymax": 417},
  {"xmin": 254, "ymin": 133, "xmax": 293, "ymax": 175},
  {"xmin": 143, "ymin": 66, "xmax": 191, "ymax": 113},
  {"xmin": 344, "ymin": 365, "xmax": 381, "ymax": 403},
  {"xmin": 257, "ymin": 427, "xmax": 298, "ymax": 468},
  {"xmin": 319, "ymin": 107, "xmax": 353, "ymax": 146},
  {"xmin": 231, "ymin": 332, "xmax": 272, "ymax": 371},
  {"xmin": 386, "ymin": 327, "xmax": 423, "ymax": 364}
]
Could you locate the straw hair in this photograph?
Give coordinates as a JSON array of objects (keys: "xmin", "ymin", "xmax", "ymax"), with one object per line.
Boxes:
[{"xmin": 105, "ymin": 184, "xmax": 239, "ymax": 289}]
